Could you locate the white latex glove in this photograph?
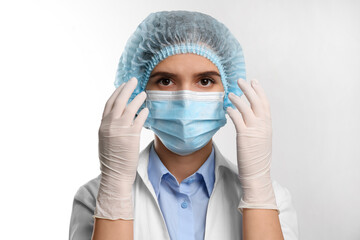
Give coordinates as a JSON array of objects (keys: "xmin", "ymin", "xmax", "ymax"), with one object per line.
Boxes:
[
  {"xmin": 93, "ymin": 77, "xmax": 149, "ymax": 220},
  {"xmin": 227, "ymin": 78, "xmax": 279, "ymax": 215}
]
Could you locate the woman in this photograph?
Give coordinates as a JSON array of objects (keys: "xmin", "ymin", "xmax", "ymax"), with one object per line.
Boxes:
[{"xmin": 69, "ymin": 10, "xmax": 298, "ymax": 240}]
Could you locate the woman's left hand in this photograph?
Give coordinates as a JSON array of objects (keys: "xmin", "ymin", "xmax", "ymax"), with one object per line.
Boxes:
[{"xmin": 227, "ymin": 78, "xmax": 279, "ymax": 214}]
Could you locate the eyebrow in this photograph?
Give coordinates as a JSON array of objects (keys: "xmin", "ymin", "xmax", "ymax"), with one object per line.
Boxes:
[{"xmin": 149, "ymin": 71, "xmax": 221, "ymax": 79}]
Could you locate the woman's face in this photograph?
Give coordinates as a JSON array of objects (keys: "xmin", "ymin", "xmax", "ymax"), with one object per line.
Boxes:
[{"xmin": 146, "ymin": 53, "xmax": 224, "ymax": 92}]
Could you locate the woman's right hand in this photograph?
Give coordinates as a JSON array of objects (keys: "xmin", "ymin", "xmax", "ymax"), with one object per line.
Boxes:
[{"xmin": 93, "ymin": 77, "xmax": 149, "ymax": 220}]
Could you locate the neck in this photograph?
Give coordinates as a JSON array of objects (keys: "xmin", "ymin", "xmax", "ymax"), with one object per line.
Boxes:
[{"xmin": 153, "ymin": 134, "xmax": 213, "ymax": 184}]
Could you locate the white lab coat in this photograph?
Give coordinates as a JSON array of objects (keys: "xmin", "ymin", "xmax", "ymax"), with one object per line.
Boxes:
[{"xmin": 69, "ymin": 140, "xmax": 299, "ymax": 240}]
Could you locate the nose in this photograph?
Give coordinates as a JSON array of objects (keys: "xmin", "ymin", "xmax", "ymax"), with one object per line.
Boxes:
[{"xmin": 177, "ymin": 78, "xmax": 193, "ymax": 91}]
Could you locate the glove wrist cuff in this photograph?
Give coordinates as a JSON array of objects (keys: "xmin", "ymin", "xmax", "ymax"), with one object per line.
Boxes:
[
  {"xmin": 237, "ymin": 175, "xmax": 279, "ymax": 215},
  {"xmin": 94, "ymin": 187, "xmax": 134, "ymax": 220}
]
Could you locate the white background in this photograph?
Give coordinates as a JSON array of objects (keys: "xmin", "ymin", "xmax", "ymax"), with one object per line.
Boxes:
[{"xmin": 0, "ymin": 0, "xmax": 359, "ymax": 239}]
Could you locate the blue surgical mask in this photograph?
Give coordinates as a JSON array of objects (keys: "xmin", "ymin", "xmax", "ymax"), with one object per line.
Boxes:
[{"xmin": 144, "ymin": 90, "xmax": 227, "ymax": 156}]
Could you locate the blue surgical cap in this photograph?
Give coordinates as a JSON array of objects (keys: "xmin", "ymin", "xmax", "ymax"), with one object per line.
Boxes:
[{"xmin": 114, "ymin": 10, "xmax": 246, "ymax": 110}]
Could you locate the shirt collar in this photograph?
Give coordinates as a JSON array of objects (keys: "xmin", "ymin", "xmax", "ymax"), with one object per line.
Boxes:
[
  {"xmin": 147, "ymin": 142, "xmax": 215, "ymax": 198},
  {"xmin": 137, "ymin": 140, "xmax": 238, "ymax": 203}
]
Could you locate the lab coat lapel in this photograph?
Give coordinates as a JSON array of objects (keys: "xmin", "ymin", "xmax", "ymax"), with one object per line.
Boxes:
[
  {"xmin": 134, "ymin": 141, "xmax": 171, "ymax": 239},
  {"xmin": 204, "ymin": 142, "xmax": 243, "ymax": 240}
]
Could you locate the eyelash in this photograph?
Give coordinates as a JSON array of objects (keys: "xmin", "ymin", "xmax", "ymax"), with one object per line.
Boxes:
[
  {"xmin": 156, "ymin": 78, "xmax": 173, "ymax": 86},
  {"xmin": 156, "ymin": 78, "xmax": 216, "ymax": 86},
  {"xmin": 199, "ymin": 78, "xmax": 216, "ymax": 86}
]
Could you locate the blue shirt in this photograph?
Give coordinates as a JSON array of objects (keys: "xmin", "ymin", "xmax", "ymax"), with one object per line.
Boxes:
[{"xmin": 147, "ymin": 144, "xmax": 215, "ymax": 240}]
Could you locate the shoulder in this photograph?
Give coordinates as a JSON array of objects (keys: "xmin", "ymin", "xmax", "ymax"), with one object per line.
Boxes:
[
  {"xmin": 217, "ymin": 154, "xmax": 296, "ymax": 207},
  {"xmin": 213, "ymin": 145, "xmax": 299, "ymax": 238},
  {"xmin": 73, "ymin": 174, "xmax": 101, "ymax": 207},
  {"xmin": 272, "ymin": 180, "xmax": 299, "ymax": 239},
  {"xmin": 272, "ymin": 180, "xmax": 294, "ymax": 205},
  {"xmin": 69, "ymin": 175, "xmax": 101, "ymax": 240},
  {"xmin": 221, "ymin": 165, "xmax": 299, "ymax": 239}
]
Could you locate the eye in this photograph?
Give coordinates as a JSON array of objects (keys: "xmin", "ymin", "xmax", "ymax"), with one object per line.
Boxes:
[
  {"xmin": 199, "ymin": 78, "xmax": 215, "ymax": 87},
  {"xmin": 157, "ymin": 78, "xmax": 173, "ymax": 86}
]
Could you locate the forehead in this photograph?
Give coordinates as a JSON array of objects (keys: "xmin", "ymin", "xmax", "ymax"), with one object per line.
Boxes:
[{"xmin": 152, "ymin": 53, "xmax": 220, "ymax": 73}]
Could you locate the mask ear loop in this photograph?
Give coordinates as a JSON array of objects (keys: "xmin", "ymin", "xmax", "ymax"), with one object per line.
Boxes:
[{"xmin": 221, "ymin": 90, "xmax": 226, "ymax": 111}]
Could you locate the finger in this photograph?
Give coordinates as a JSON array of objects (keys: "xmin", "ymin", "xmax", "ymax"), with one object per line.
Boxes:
[
  {"xmin": 228, "ymin": 92, "xmax": 256, "ymax": 126},
  {"xmin": 226, "ymin": 107, "xmax": 245, "ymax": 132},
  {"xmin": 122, "ymin": 91, "xmax": 147, "ymax": 125},
  {"xmin": 237, "ymin": 78, "xmax": 264, "ymax": 118},
  {"xmin": 102, "ymin": 82, "xmax": 126, "ymax": 119},
  {"xmin": 250, "ymin": 79, "xmax": 271, "ymax": 116},
  {"xmin": 112, "ymin": 77, "xmax": 138, "ymax": 118},
  {"xmin": 133, "ymin": 107, "xmax": 149, "ymax": 131}
]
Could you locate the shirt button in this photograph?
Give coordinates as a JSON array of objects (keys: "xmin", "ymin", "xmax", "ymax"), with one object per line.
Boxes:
[{"xmin": 181, "ymin": 201, "xmax": 188, "ymax": 209}]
